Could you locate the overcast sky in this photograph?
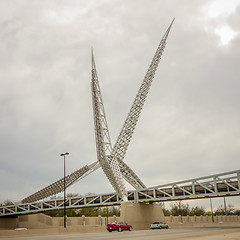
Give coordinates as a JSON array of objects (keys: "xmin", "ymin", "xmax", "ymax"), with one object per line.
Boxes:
[{"xmin": 0, "ymin": 0, "xmax": 240, "ymax": 210}]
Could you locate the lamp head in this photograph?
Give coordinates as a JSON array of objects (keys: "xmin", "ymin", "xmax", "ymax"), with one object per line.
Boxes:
[{"xmin": 60, "ymin": 152, "xmax": 69, "ymax": 156}]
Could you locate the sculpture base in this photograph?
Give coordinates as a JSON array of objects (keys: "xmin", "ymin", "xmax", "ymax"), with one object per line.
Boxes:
[{"xmin": 120, "ymin": 202, "xmax": 165, "ymax": 230}]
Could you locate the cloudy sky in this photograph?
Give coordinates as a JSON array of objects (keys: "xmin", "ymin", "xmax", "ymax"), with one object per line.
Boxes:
[{"xmin": 0, "ymin": 0, "xmax": 240, "ymax": 210}]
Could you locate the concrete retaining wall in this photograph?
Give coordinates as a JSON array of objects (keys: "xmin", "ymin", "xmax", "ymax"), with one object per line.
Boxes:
[
  {"xmin": 0, "ymin": 218, "xmax": 18, "ymax": 229},
  {"xmin": 165, "ymin": 215, "xmax": 240, "ymax": 224},
  {"xmin": 1, "ymin": 213, "xmax": 240, "ymax": 230},
  {"xmin": 0, "ymin": 214, "xmax": 120, "ymax": 229}
]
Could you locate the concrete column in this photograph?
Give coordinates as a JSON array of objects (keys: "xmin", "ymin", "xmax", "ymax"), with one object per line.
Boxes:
[
  {"xmin": 98, "ymin": 215, "xmax": 101, "ymax": 225},
  {"xmin": 82, "ymin": 215, "xmax": 85, "ymax": 226},
  {"xmin": 67, "ymin": 217, "xmax": 70, "ymax": 226},
  {"xmin": 120, "ymin": 202, "xmax": 165, "ymax": 230}
]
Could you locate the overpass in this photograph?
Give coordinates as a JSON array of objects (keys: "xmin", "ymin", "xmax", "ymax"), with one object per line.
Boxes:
[{"xmin": 1, "ymin": 169, "xmax": 239, "ymax": 217}]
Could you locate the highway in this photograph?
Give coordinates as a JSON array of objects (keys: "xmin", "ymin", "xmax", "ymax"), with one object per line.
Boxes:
[{"xmin": 1, "ymin": 226, "xmax": 240, "ymax": 240}]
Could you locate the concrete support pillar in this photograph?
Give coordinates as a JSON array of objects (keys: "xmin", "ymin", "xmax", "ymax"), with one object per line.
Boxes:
[
  {"xmin": 82, "ymin": 215, "xmax": 85, "ymax": 226},
  {"xmin": 98, "ymin": 215, "xmax": 101, "ymax": 225},
  {"xmin": 120, "ymin": 202, "xmax": 165, "ymax": 230},
  {"xmin": 67, "ymin": 217, "xmax": 70, "ymax": 226}
]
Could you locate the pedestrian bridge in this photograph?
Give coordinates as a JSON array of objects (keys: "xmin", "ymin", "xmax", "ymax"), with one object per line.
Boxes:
[{"xmin": 1, "ymin": 169, "xmax": 239, "ymax": 217}]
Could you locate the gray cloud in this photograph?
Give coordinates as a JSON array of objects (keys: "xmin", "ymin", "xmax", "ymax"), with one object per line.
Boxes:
[{"xmin": 0, "ymin": 0, "xmax": 240, "ymax": 209}]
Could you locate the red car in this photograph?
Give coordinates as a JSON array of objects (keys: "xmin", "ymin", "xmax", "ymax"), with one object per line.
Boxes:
[{"xmin": 107, "ymin": 221, "xmax": 133, "ymax": 232}]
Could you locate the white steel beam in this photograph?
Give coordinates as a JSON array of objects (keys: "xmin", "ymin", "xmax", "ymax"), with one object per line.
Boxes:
[
  {"xmin": 21, "ymin": 19, "xmax": 175, "ymax": 203},
  {"xmin": 2, "ymin": 169, "xmax": 240, "ymax": 217}
]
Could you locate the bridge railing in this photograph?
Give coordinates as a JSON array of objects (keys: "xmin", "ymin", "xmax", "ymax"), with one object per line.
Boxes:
[
  {"xmin": 134, "ymin": 169, "xmax": 240, "ymax": 202},
  {"xmin": 1, "ymin": 169, "xmax": 240, "ymax": 217}
]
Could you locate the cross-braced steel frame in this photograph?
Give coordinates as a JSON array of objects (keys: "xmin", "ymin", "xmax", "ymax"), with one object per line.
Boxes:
[
  {"xmin": 2, "ymin": 169, "xmax": 240, "ymax": 217},
  {"xmin": 22, "ymin": 19, "xmax": 175, "ymax": 203}
]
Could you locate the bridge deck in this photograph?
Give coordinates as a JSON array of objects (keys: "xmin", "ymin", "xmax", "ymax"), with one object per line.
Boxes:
[{"xmin": 1, "ymin": 169, "xmax": 240, "ymax": 217}]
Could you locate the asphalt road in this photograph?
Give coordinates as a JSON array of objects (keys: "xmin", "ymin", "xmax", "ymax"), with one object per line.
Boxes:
[{"xmin": 1, "ymin": 226, "xmax": 240, "ymax": 240}]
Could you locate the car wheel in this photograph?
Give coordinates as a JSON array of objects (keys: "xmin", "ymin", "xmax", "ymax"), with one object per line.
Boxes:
[
  {"xmin": 166, "ymin": 226, "xmax": 168, "ymax": 229},
  {"xmin": 129, "ymin": 226, "xmax": 132, "ymax": 231},
  {"xmin": 159, "ymin": 226, "xmax": 162, "ymax": 229},
  {"xmin": 108, "ymin": 230, "xmax": 112, "ymax": 232},
  {"xmin": 118, "ymin": 227, "xmax": 122, "ymax": 232}
]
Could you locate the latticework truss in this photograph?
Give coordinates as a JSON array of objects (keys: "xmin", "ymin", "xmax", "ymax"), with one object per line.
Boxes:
[
  {"xmin": 3, "ymin": 170, "xmax": 240, "ymax": 217},
  {"xmin": 22, "ymin": 162, "xmax": 99, "ymax": 203},
  {"xmin": 91, "ymin": 51, "xmax": 128, "ymax": 201},
  {"xmin": 21, "ymin": 19, "xmax": 174, "ymax": 203},
  {"xmin": 112, "ymin": 19, "xmax": 174, "ymax": 162}
]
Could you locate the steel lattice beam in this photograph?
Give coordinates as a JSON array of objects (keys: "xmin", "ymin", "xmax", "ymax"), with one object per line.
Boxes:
[
  {"xmin": 91, "ymin": 51, "xmax": 128, "ymax": 201},
  {"xmin": 22, "ymin": 162, "xmax": 98, "ymax": 203},
  {"xmin": 21, "ymin": 19, "xmax": 175, "ymax": 203},
  {"xmin": 111, "ymin": 19, "xmax": 175, "ymax": 163},
  {"xmin": 2, "ymin": 169, "xmax": 240, "ymax": 217},
  {"xmin": 90, "ymin": 19, "xmax": 174, "ymax": 200}
]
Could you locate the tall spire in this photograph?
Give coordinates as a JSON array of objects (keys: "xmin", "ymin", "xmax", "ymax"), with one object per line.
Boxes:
[
  {"xmin": 91, "ymin": 50, "xmax": 128, "ymax": 201},
  {"xmin": 111, "ymin": 19, "xmax": 174, "ymax": 164},
  {"xmin": 21, "ymin": 19, "xmax": 174, "ymax": 203}
]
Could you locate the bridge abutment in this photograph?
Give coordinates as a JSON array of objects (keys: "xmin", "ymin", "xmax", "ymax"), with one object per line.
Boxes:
[{"xmin": 119, "ymin": 202, "xmax": 165, "ymax": 230}]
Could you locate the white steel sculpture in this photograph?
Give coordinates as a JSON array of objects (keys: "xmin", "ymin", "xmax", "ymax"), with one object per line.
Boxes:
[
  {"xmin": 22, "ymin": 19, "xmax": 174, "ymax": 203},
  {"xmin": 91, "ymin": 51, "xmax": 128, "ymax": 201}
]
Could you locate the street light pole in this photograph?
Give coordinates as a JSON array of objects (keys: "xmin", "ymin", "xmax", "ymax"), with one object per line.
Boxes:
[
  {"xmin": 224, "ymin": 197, "xmax": 227, "ymax": 216},
  {"xmin": 60, "ymin": 152, "xmax": 69, "ymax": 228},
  {"xmin": 210, "ymin": 198, "xmax": 214, "ymax": 222}
]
